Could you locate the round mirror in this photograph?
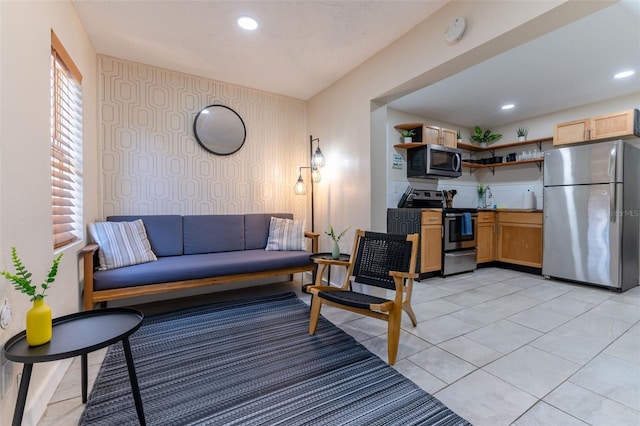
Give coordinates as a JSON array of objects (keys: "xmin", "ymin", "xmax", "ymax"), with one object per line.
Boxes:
[{"xmin": 193, "ymin": 104, "xmax": 246, "ymax": 155}]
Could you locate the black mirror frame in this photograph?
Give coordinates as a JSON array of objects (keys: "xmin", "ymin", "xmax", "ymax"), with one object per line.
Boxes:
[{"xmin": 193, "ymin": 104, "xmax": 247, "ymax": 156}]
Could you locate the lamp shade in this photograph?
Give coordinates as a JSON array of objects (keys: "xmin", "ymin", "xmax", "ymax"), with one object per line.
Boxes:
[
  {"xmin": 312, "ymin": 146, "xmax": 325, "ymax": 168},
  {"xmin": 294, "ymin": 175, "xmax": 307, "ymax": 195},
  {"xmin": 311, "ymin": 168, "xmax": 321, "ymax": 183}
]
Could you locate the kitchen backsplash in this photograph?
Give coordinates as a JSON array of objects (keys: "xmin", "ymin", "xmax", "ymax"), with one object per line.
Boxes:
[
  {"xmin": 389, "ymin": 179, "xmax": 544, "ymax": 210},
  {"xmin": 440, "ymin": 181, "xmax": 543, "ymax": 209}
]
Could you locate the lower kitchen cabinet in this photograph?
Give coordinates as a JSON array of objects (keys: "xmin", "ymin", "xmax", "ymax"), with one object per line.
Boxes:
[
  {"xmin": 496, "ymin": 211, "xmax": 543, "ymax": 268},
  {"xmin": 421, "ymin": 211, "xmax": 442, "ymax": 273},
  {"xmin": 477, "ymin": 211, "xmax": 495, "ymax": 263}
]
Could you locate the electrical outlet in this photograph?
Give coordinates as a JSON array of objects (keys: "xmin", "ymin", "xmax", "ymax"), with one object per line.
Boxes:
[{"xmin": 1, "ymin": 352, "xmax": 13, "ymax": 398}]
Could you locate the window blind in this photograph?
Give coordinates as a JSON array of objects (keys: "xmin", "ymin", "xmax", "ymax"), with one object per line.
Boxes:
[{"xmin": 51, "ymin": 32, "xmax": 83, "ymax": 249}]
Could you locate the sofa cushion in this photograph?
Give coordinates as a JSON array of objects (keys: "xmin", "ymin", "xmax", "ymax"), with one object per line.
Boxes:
[
  {"xmin": 93, "ymin": 249, "xmax": 312, "ymax": 290},
  {"xmin": 265, "ymin": 217, "xmax": 306, "ymax": 251},
  {"xmin": 89, "ymin": 219, "xmax": 157, "ymax": 270},
  {"xmin": 244, "ymin": 213, "xmax": 293, "ymax": 249},
  {"xmin": 183, "ymin": 215, "xmax": 244, "ymax": 255},
  {"xmin": 108, "ymin": 215, "xmax": 183, "ymax": 257}
]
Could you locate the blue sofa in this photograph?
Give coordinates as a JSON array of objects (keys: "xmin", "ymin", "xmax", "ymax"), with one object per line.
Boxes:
[{"xmin": 82, "ymin": 213, "xmax": 318, "ymax": 310}]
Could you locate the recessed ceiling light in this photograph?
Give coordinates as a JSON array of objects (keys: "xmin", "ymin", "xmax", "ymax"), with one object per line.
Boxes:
[
  {"xmin": 614, "ymin": 70, "xmax": 635, "ymax": 79},
  {"xmin": 501, "ymin": 104, "xmax": 515, "ymax": 110},
  {"xmin": 237, "ymin": 16, "xmax": 258, "ymax": 31}
]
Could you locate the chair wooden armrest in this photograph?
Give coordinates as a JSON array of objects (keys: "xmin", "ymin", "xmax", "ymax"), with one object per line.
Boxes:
[
  {"xmin": 82, "ymin": 243, "xmax": 99, "ymax": 311},
  {"xmin": 389, "ymin": 270, "xmax": 418, "ymax": 279},
  {"xmin": 305, "ymin": 231, "xmax": 320, "ymax": 253},
  {"xmin": 82, "ymin": 243, "xmax": 99, "ymax": 254},
  {"xmin": 306, "ymin": 284, "xmax": 341, "ymax": 295},
  {"xmin": 389, "ymin": 270, "xmax": 417, "ymax": 293}
]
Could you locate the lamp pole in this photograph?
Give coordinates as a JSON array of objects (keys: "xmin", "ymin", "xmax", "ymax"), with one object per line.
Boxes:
[
  {"xmin": 294, "ymin": 135, "xmax": 325, "ymax": 233},
  {"xmin": 309, "ymin": 135, "xmax": 316, "ymax": 232}
]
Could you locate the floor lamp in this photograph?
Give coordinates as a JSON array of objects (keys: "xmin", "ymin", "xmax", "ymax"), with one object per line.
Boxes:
[{"xmin": 294, "ymin": 135, "xmax": 325, "ymax": 232}]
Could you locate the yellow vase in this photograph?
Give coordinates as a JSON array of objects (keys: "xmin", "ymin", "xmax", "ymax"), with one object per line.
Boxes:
[{"xmin": 26, "ymin": 299, "xmax": 52, "ymax": 346}]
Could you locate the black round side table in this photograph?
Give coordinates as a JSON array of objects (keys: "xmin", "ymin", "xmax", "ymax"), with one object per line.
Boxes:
[
  {"xmin": 308, "ymin": 252, "xmax": 351, "ymax": 289},
  {"xmin": 3, "ymin": 308, "xmax": 146, "ymax": 426}
]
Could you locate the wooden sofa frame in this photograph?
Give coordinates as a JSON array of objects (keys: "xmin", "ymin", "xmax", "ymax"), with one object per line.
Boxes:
[{"xmin": 82, "ymin": 232, "xmax": 318, "ymax": 310}]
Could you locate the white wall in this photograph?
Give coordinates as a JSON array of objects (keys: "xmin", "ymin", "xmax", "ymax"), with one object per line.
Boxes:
[{"xmin": 0, "ymin": 1, "xmax": 98, "ymax": 424}]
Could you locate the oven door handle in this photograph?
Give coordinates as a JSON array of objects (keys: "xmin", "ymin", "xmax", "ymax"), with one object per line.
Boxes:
[{"xmin": 444, "ymin": 249, "xmax": 477, "ymax": 257}]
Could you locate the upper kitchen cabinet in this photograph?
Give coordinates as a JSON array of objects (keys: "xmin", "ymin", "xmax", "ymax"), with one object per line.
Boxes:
[
  {"xmin": 553, "ymin": 108, "xmax": 640, "ymax": 145},
  {"xmin": 424, "ymin": 125, "xmax": 457, "ymax": 148},
  {"xmin": 394, "ymin": 123, "xmax": 457, "ymax": 148}
]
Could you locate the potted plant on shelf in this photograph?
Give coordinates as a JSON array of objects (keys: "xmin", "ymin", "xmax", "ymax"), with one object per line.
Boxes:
[
  {"xmin": 471, "ymin": 126, "xmax": 502, "ymax": 148},
  {"xmin": 456, "ymin": 129, "xmax": 463, "ymax": 143},
  {"xmin": 516, "ymin": 127, "xmax": 528, "ymax": 142},
  {"xmin": 1, "ymin": 247, "xmax": 63, "ymax": 346},
  {"xmin": 325, "ymin": 225, "xmax": 350, "ymax": 259},
  {"xmin": 401, "ymin": 129, "xmax": 415, "ymax": 143}
]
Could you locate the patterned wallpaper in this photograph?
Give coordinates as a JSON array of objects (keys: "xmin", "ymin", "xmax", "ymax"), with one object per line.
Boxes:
[{"xmin": 98, "ymin": 56, "xmax": 307, "ymax": 219}]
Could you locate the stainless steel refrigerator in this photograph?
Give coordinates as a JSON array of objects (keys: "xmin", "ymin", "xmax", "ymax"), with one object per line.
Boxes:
[{"xmin": 543, "ymin": 140, "xmax": 640, "ymax": 291}]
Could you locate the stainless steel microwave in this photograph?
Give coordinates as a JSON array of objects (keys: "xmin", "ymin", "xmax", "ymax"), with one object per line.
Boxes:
[{"xmin": 406, "ymin": 144, "xmax": 462, "ymax": 179}]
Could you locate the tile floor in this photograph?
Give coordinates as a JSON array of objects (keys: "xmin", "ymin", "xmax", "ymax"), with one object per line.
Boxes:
[{"xmin": 38, "ymin": 267, "xmax": 640, "ymax": 425}]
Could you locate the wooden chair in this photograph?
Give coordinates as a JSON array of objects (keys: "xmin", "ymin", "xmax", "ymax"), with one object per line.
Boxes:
[{"xmin": 307, "ymin": 229, "xmax": 419, "ymax": 365}]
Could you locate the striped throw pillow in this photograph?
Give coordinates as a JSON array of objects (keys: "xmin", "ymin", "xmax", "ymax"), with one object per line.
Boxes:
[
  {"xmin": 89, "ymin": 219, "xmax": 157, "ymax": 270},
  {"xmin": 265, "ymin": 217, "xmax": 306, "ymax": 251}
]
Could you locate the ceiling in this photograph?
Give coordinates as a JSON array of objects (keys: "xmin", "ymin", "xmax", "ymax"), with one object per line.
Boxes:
[
  {"xmin": 72, "ymin": 1, "xmax": 639, "ymax": 127},
  {"xmin": 389, "ymin": 0, "xmax": 640, "ymax": 129},
  {"xmin": 71, "ymin": 0, "xmax": 447, "ymax": 100}
]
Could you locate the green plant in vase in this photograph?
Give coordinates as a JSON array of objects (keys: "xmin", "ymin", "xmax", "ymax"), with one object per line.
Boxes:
[
  {"xmin": 471, "ymin": 126, "xmax": 502, "ymax": 147},
  {"xmin": 516, "ymin": 127, "xmax": 528, "ymax": 141},
  {"xmin": 477, "ymin": 184, "xmax": 486, "ymax": 209},
  {"xmin": 1, "ymin": 247, "xmax": 63, "ymax": 346},
  {"xmin": 401, "ymin": 129, "xmax": 415, "ymax": 142},
  {"xmin": 325, "ymin": 225, "xmax": 350, "ymax": 259}
]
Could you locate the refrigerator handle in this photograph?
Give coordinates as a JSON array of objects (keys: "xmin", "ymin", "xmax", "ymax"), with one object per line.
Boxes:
[
  {"xmin": 608, "ymin": 144, "xmax": 617, "ymax": 179},
  {"xmin": 610, "ymin": 182, "xmax": 617, "ymax": 223}
]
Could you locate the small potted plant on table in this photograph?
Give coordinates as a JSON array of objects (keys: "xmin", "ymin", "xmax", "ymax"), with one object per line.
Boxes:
[
  {"xmin": 1, "ymin": 247, "xmax": 63, "ymax": 346},
  {"xmin": 325, "ymin": 226, "xmax": 350, "ymax": 259}
]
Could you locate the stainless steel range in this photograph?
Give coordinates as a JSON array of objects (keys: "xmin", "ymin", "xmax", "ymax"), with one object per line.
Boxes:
[{"xmin": 388, "ymin": 186, "xmax": 478, "ymax": 277}]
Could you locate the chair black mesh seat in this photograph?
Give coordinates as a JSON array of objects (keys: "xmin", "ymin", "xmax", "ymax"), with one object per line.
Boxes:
[{"xmin": 319, "ymin": 290, "xmax": 389, "ymax": 310}]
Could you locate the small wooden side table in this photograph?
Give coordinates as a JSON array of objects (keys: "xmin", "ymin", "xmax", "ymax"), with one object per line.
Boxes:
[{"xmin": 309, "ymin": 252, "xmax": 351, "ymax": 287}]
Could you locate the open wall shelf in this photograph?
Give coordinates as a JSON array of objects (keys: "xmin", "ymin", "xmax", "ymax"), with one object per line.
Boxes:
[
  {"xmin": 458, "ymin": 137, "xmax": 552, "ymax": 175},
  {"xmin": 457, "ymin": 137, "xmax": 553, "ymax": 155}
]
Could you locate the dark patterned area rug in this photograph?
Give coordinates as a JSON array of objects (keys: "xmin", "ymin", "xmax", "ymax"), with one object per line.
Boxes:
[{"xmin": 79, "ymin": 292, "xmax": 470, "ymax": 425}]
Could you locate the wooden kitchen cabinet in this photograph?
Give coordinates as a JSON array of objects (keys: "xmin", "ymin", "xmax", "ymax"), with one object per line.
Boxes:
[
  {"xmin": 496, "ymin": 211, "xmax": 543, "ymax": 268},
  {"xmin": 553, "ymin": 108, "xmax": 640, "ymax": 145},
  {"xmin": 424, "ymin": 125, "xmax": 457, "ymax": 148},
  {"xmin": 476, "ymin": 211, "xmax": 495, "ymax": 263},
  {"xmin": 420, "ymin": 210, "xmax": 442, "ymax": 273},
  {"xmin": 394, "ymin": 123, "xmax": 457, "ymax": 148}
]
